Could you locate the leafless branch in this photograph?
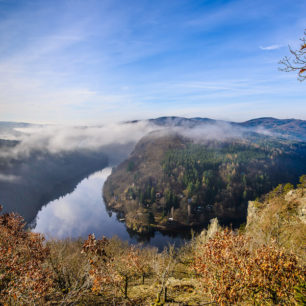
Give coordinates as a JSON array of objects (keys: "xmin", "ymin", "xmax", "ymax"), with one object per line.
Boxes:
[{"xmin": 279, "ymin": 30, "xmax": 306, "ymax": 81}]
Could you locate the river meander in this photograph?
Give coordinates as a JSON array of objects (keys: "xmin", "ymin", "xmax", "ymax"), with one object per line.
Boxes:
[{"xmin": 34, "ymin": 167, "xmax": 186, "ymax": 250}]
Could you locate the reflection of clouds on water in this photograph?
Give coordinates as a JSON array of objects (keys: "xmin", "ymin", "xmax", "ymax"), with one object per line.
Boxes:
[
  {"xmin": 34, "ymin": 167, "xmax": 185, "ymax": 249},
  {"xmin": 33, "ymin": 167, "xmax": 130, "ymax": 240}
]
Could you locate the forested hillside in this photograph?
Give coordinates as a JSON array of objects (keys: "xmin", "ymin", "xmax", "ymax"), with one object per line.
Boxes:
[{"xmin": 103, "ymin": 131, "xmax": 306, "ymax": 234}]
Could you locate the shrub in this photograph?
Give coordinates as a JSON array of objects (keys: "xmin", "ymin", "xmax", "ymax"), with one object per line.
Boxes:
[
  {"xmin": 82, "ymin": 234, "xmax": 145, "ymax": 301},
  {"xmin": 283, "ymin": 182, "xmax": 294, "ymax": 194},
  {"xmin": 0, "ymin": 206, "xmax": 53, "ymax": 304},
  {"xmin": 193, "ymin": 229, "xmax": 305, "ymax": 304},
  {"xmin": 46, "ymin": 239, "xmax": 92, "ymax": 303}
]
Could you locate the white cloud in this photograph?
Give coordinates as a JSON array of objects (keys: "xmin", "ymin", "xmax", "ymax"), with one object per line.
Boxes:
[
  {"xmin": 0, "ymin": 174, "xmax": 20, "ymax": 182},
  {"xmin": 3, "ymin": 116, "xmax": 280, "ymax": 159},
  {"xmin": 260, "ymin": 44, "xmax": 283, "ymax": 50},
  {"xmin": 0, "ymin": 121, "xmax": 159, "ymax": 159},
  {"xmin": 0, "ymin": 0, "xmax": 304, "ymax": 124}
]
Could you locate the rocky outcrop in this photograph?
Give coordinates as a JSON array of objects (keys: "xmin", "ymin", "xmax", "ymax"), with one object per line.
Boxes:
[{"xmin": 246, "ymin": 186, "xmax": 306, "ymax": 261}]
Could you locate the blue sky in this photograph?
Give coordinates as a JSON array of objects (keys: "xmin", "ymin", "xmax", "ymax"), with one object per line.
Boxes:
[{"xmin": 0, "ymin": 0, "xmax": 305, "ymax": 124}]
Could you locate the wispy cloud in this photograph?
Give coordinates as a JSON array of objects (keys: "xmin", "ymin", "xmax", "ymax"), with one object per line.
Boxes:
[
  {"xmin": 0, "ymin": 0, "xmax": 305, "ymax": 123},
  {"xmin": 260, "ymin": 44, "xmax": 283, "ymax": 50},
  {"xmin": 0, "ymin": 174, "xmax": 20, "ymax": 182},
  {"xmin": 0, "ymin": 121, "xmax": 159, "ymax": 159}
]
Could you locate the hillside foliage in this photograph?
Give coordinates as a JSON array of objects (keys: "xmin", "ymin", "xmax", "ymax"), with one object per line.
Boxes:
[
  {"xmin": 0, "ymin": 206, "xmax": 53, "ymax": 304},
  {"xmin": 0, "ymin": 177, "xmax": 305, "ymax": 304},
  {"xmin": 193, "ymin": 229, "xmax": 304, "ymax": 304},
  {"xmin": 103, "ymin": 133, "xmax": 306, "ymax": 234}
]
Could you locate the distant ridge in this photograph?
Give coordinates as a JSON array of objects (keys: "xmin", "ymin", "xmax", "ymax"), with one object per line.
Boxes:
[
  {"xmin": 237, "ymin": 117, "xmax": 306, "ymax": 141},
  {"xmin": 0, "ymin": 121, "xmax": 33, "ymax": 127},
  {"xmin": 149, "ymin": 116, "xmax": 217, "ymax": 127},
  {"xmin": 146, "ymin": 116, "xmax": 306, "ymax": 141},
  {"xmin": 1, "ymin": 116, "xmax": 306, "ymax": 141}
]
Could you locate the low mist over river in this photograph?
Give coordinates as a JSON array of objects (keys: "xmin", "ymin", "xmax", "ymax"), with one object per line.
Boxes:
[{"xmin": 2, "ymin": 117, "xmax": 306, "ymax": 249}]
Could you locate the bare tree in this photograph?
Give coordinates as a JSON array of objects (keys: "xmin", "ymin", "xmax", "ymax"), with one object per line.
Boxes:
[{"xmin": 279, "ymin": 30, "xmax": 306, "ymax": 81}]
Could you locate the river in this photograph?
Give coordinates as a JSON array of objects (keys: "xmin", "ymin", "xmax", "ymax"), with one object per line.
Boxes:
[{"xmin": 33, "ymin": 167, "xmax": 186, "ymax": 250}]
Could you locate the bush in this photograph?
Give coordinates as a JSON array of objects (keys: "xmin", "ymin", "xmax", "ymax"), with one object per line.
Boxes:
[
  {"xmin": 46, "ymin": 239, "xmax": 92, "ymax": 303},
  {"xmin": 283, "ymin": 182, "xmax": 294, "ymax": 194},
  {"xmin": 0, "ymin": 206, "xmax": 53, "ymax": 304},
  {"xmin": 82, "ymin": 234, "xmax": 144, "ymax": 301},
  {"xmin": 193, "ymin": 229, "xmax": 305, "ymax": 304}
]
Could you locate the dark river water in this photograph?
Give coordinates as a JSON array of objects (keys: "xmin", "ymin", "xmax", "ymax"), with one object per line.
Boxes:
[{"xmin": 33, "ymin": 168, "xmax": 187, "ymax": 250}]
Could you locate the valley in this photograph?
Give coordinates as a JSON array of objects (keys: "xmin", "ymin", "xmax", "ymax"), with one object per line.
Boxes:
[
  {"xmin": 1, "ymin": 117, "xmax": 306, "ymax": 240},
  {"xmin": 103, "ymin": 119, "xmax": 306, "ymax": 235},
  {"xmin": 0, "ymin": 117, "xmax": 305, "ymax": 304}
]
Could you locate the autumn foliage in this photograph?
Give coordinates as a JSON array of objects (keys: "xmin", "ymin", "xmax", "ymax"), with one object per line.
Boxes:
[
  {"xmin": 82, "ymin": 234, "xmax": 152, "ymax": 302},
  {"xmin": 0, "ymin": 178, "xmax": 305, "ymax": 305},
  {"xmin": 0, "ymin": 206, "xmax": 53, "ymax": 304},
  {"xmin": 193, "ymin": 229, "xmax": 305, "ymax": 304}
]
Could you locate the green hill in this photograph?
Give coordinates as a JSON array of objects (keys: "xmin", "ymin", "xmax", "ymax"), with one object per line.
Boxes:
[{"xmin": 103, "ymin": 131, "xmax": 306, "ymax": 234}]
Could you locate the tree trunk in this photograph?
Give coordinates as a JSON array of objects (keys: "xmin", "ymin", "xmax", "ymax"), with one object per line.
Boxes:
[
  {"xmin": 156, "ymin": 290, "xmax": 161, "ymax": 303},
  {"xmin": 163, "ymin": 286, "xmax": 167, "ymax": 302},
  {"xmin": 124, "ymin": 276, "xmax": 128, "ymax": 298}
]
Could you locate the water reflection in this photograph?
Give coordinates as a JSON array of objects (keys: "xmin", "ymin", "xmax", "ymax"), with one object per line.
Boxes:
[{"xmin": 34, "ymin": 168, "xmax": 186, "ymax": 249}]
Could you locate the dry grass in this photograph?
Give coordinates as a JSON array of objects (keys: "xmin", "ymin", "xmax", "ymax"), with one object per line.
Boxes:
[
  {"xmin": 1, "ymin": 181, "xmax": 305, "ymax": 305},
  {"xmin": 246, "ymin": 187, "xmax": 306, "ymax": 262}
]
